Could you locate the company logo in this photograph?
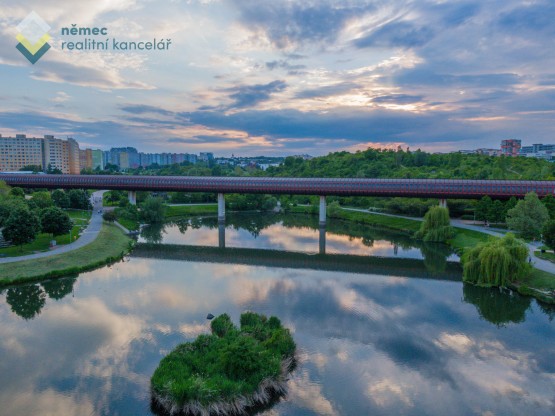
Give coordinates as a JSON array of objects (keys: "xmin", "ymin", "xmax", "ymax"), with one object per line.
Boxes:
[{"xmin": 15, "ymin": 11, "xmax": 51, "ymax": 64}]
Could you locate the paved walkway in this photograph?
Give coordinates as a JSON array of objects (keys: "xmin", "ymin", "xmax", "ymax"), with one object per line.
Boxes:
[
  {"xmin": 0, "ymin": 191, "xmax": 106, "ymax": 264},
  {"xmin": 343, "ymin": 207, "xmax": 555, "ymax": 274}
]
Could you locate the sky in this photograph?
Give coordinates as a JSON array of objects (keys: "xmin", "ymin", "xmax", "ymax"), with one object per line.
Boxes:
[{"xmin": 0, "ymin": 0, "xmax": 554, "ymax": 157}]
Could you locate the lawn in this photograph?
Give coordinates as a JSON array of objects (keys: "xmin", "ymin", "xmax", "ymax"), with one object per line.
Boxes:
[
  {"xmin": 0, "ymin": 208, "xmax": 92, "ymax": 257},
  {"xmin": 117, "ymin": 217, "xmax": 140, "ymax": 231},
  {"xmin": 0, "ymin": 223, "xmax": 132, "ymax": 285},
  {"xmin": 165, "ymin": 204, "xmax": 218, "ymax": 218},
  {"xmin": 448, "ymin": 228, "xmax": 492, "ymax": 252},
  {"xmin": 534, "ymin": 250, "xmax": 555, "ymax": 263}
]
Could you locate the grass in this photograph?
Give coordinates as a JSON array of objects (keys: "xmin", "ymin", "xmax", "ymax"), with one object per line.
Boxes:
[
  {"xmin": 534, "ymin": 250, "xmax": 555, "ymax": 263},
  {"xmin": 0, "ymin": 209, "xmax": 92, "ymax": 257},
  {"xmin": 151, "ymin": 312, "xmax": 295, "ymax": 415},
  {"xmin": 448, "ymin": 228, "xmax": 492, "ymax": 252},
  {"xmin": 523, "ymin": 268, "xmax": 555, "ymax": 291},
  {"xmin": 117, "ymin": 217, "xmax": 139, "ymax": 231},
  {"xmin": 0, "ymin": 223, "xmax": 132, "ymax": 285},
  {"xmin": 165, "ymin": 204, "xmax": 218, "ymax": 218}
]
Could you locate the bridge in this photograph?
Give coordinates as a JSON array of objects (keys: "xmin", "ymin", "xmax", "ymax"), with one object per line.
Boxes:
[
  {"xmin": 2, "ymin": 174, "xmax": 554, "ymax": 225},
  {"xmin": 132, "ymin": 243, "xmax": 463, "ymax": 281}
]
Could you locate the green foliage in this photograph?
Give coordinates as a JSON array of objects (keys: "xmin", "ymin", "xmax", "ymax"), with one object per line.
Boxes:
[
  {"xmin": 102, "ymin": 211, "xmax": 117, "ymax": 222},
  {"xmin": 52, "ymin": 189, "xmax": 70, "ymax": 208},
  {"xmin": 151, "ymin": 312, "xmax": 295, "ymax": 409},
  {"xmin": 507, "ymin": 192, "xmax": 549, "ymax": 239},
  {"xmin": 140, "ymin": 197, "xmax": 166, "ymax": 223},
  {"xmin": 2, "ymin": 207, "xmax": 41, "ymax": 247},
  {"xmin": 542, "ymin": 194, "xmax": 555, "ymax": 219},
  {"xmin": 40, "ymin": 207, "xmax": 73, "ymax": 236},
  {"xmin": 9, "ymin": 187, "xmax": 25, "ymax": 198},
  {"xmin": 543, "ymin": 220, "xmax": 555, "ymax": 252},
  {"xmin": 68, "ymin": 189, "xmax": 91, "ymax": 210},
  {"xmin": 211, "ymin": 313, "xmax": 235, "ymax": 337},
  {"xmin": 414, "ymin": 206, "xmax": 454, "ymax": 242},
  {"xmin": 32, "ymin": 191, "xmax": 53, "ymax": 209},
  {"xmin": 462, "ymin": 233, "xmax": 531, "ymax": 287}
]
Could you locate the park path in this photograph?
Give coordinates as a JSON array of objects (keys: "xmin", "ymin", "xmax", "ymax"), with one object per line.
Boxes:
[
  {"xmin": 0, "ymin": 191, "xmax": 106, "ymax": 265},
  {"xmin": 343, "ymin": 207, "xmax": 555, "ymax": 274}
]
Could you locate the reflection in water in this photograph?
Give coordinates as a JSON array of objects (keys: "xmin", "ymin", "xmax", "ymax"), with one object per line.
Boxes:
[
  {"xmin": 463, "ymin": 284, "xmax": 532, "ymax": 326},
  {"xmin": 1, "ymin": 214, "xmax": 554, "ymax": 416},
  {"xmin": 2, "ymin": 276, "xmax": 78, "ymax": 319},
  {"xmin": 4, "ymin": 284, "xmax": 46, "ymax": 320},
  {"xmin": 139, "ymin": 213, "xmax": 458, "ymax": 276}
]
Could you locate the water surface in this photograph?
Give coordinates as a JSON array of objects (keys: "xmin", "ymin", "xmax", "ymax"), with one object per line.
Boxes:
[{"xmin": 0, "ymin": 214, "xmax": 553, "ymax": 416}]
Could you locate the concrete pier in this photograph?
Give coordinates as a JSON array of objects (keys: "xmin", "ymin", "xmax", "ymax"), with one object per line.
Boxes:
[
  {"xmin": 128, "ymin": 191, "xmax": 137, "ymax": 205},
  {"xmin": 319, "ymin": 196, "xmax": 326, "ymax": 226},
  {"xmin": 439, "ymin": 198, "xmax": 447, "ymax": 208},
  {"xmin": 218, "ymin": 193, "xmax": 225, "ymax": 223}
]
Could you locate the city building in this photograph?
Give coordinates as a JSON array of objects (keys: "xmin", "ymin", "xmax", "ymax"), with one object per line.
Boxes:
[
  {"xmin": 501, "ymin": 139, "xmax": 521, "ymax": 156},
  {"xmin": 0, "ymin": 134, "xmax": 80, "ymax": 174},
  {"xmin": 0, "ymin": 134, "xmax": 43, "ymax": 172}
]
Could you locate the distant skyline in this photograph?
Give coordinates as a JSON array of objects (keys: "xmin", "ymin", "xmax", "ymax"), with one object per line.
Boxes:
[{"xmin": 1, "ymin": 1, "xmax": 554, "ymax": 156}]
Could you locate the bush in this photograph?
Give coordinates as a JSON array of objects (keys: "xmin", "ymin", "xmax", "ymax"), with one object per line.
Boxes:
[
  {"xmin": 102, "ymin": 211, "xmax": 117, "ymax": 222},
  {"xmin": 211, "ymin": 313, "xmax": 235, "ymax": 337}
]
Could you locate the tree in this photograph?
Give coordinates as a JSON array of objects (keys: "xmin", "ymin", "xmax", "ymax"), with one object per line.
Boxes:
[
  {"xmin": 46, "ymin": 163, "xmax": 63, "ymax": 174},
  {"xmin": 2, "ymin": 207, "xmax": 41, "ymax": 248},
  {"xmin": 414, "ymin": 206, "xmax": 454, "ymax": 242},
  {"xmin": 5, "ymin": 284, "xmax": 46, "ymax": 320},
  {"xmin": 52, "ymin": 189, "xmax": 70, "ymax": 208},
  {"xmin": 507, "ymin": 192, "xmax": 549, "ymax": 240},
  {"xmin": 475, "ymin": 196, "xmax": 493, "ymax": 223},
  {"xmin": 543, "ymin": 220, "xmax": 555, "ymax": 252},
  {"xmin": 68, "ymin": 189, "xmax": 91, "ymax": 210},
  {"xmin": 462, "ymin": 233, "xmax": 530, "ymax": 287},
  {"xmin": 32, "ymin": 191, "xmax": 53, "ymax": 209},
  {"xmin": 491, "ymin": 200, "xmax": 505, "ymax": 223},
  {"xmin": 140, "ymin": 197, "xmax": 166, "ymax": 223},
  {"xmin": 542, "ymin": 194, "xmax": 555, "ymax": 219},
  {"xmin": 9, "ymin": 187, "xmax": 25, "ymax": 198},
  {"xmin": 19, "ymin": 165, "xmax": 42, "ymax": 173},
  {"xmin": 40, "ymin": 207, "xmax": 73, "ymax": 237},
  {"xmin": 102, "ymin": 210, "xmax": 117, "ymax": 222}
]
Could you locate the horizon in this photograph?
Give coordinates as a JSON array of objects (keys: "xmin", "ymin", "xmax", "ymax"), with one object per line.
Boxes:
[{"xmin": 1, "ymin": 1, "xmax": 554, "ymax": 157}]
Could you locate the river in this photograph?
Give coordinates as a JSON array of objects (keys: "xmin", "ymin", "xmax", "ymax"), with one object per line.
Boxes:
[{"xmin": 0, "ymin": 213, "xmax": 554, "ymax": 415}]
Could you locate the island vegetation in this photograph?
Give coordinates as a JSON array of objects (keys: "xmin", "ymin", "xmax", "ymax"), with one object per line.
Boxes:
[{"xmin": 151, "ymin": 312, "xmax": 296, "ymax": 416}]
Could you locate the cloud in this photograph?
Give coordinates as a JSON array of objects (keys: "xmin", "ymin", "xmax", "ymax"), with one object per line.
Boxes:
[
  {"xmin": 371, "ymin": 94, "xmax": 424, "ymax": 104},
  {"xmin": 295, "ymin": 82, "xmax": 360, "ymax": 99},
  {"xmin": 223, "ymin": 80, "xmax": 287, "ymax": 109},
  {"xmin": 354, "ymin": 21, "xmax": 435, "ymax": 49},
  {"xmin": 265, "ymin": 60, "xmax": 306, "ymax": 72},
  {"xmin": 232, "ymin": 0, "xmax": 376, "ymax": 48}
]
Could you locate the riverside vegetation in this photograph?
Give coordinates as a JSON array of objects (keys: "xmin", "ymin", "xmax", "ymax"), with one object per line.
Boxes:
[{"xmin": 151, "ymin": 312, "xmax": 296, "ymax": 416}]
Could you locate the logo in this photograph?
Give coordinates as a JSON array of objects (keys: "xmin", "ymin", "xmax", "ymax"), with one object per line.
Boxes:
[{"xmin": 15, "ymin": 11, "xmax": 51, "ymax": 64}]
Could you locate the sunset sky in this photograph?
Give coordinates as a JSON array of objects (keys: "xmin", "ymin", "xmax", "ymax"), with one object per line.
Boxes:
[{"xmin": 1, "ymin": 0, "xmax": 554, "ymax": 156}]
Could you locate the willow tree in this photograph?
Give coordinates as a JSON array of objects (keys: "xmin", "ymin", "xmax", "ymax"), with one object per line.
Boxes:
[
  {"xmin": 414, "ymin": 206, "xmax": 454, "ymax": 242},
  {"xmin": 462, "ymin": 233, "xmax": 530, "ymax": 287}
]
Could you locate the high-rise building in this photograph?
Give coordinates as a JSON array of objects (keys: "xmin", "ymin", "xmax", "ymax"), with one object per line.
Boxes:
[
  {"xmin": 91, "ymin": 149, "xmax": 104, "ymax": 170},
  {"xmin": 501, "ymin": 139, "xmax": 521, "ymax": 156},
  {"xmin": 0, "ymin": 134, "xmax": 80, "ymax": 173},
  {"xmin": 0, "ymin": 134, "xmax": 43, "ymax": 171},
  {"xmin": 43, "ymin": 136, "xmax": 80, "ymax": 174}
]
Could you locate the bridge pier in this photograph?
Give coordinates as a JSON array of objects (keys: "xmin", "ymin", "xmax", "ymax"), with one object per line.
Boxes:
[
  {"xmin": 218, "ymin": 222, "xmax": 225, "ymax": 248},
  {"xmin": 319, "ymin": 196, "xmax": 326, "ymax": 226},
  {"xmin": 218, "ymin": 193, "xmax": 225, "ymax": 224},
  {"xmin": 319, "ymin": 225, "xmax": 326, "ymax": 255},
  {"xmin": 128, "ymin": 191, "xmax": 137, "ymax": 205},
  {"xmin": 439, "ymin": 198, "xmax": 447, "ymax": 208}
]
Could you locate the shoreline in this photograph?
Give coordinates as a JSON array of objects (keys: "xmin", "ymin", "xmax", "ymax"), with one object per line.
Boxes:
[{"xmin": 0, "ymin": 223, "xmax": 133, "ymax": 287}]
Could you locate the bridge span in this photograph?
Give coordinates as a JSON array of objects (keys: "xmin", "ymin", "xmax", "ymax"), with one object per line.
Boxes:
[{"xmin": 2, "ymin": 174, "xmax": 554, "ymax": 225}]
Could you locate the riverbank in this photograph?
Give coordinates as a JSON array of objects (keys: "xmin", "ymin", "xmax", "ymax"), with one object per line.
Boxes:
[
  {"xmin": 287, "ymin": 205, "xmax": 555, "ymax": 304},
  {"xmin": 0, "ymin": 223, "xmax": 133, "ymax": 286}
]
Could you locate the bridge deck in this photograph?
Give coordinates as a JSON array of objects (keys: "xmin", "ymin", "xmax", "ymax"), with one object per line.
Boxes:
[{"xmin": 1, "ymin": 174, "xmax": 554, "ymax": 199}]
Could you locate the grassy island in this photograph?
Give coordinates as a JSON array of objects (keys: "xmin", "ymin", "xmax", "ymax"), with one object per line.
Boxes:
[{"xmin": 151, "ymin": 312, "xmax": 296, "ymax": 416}]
